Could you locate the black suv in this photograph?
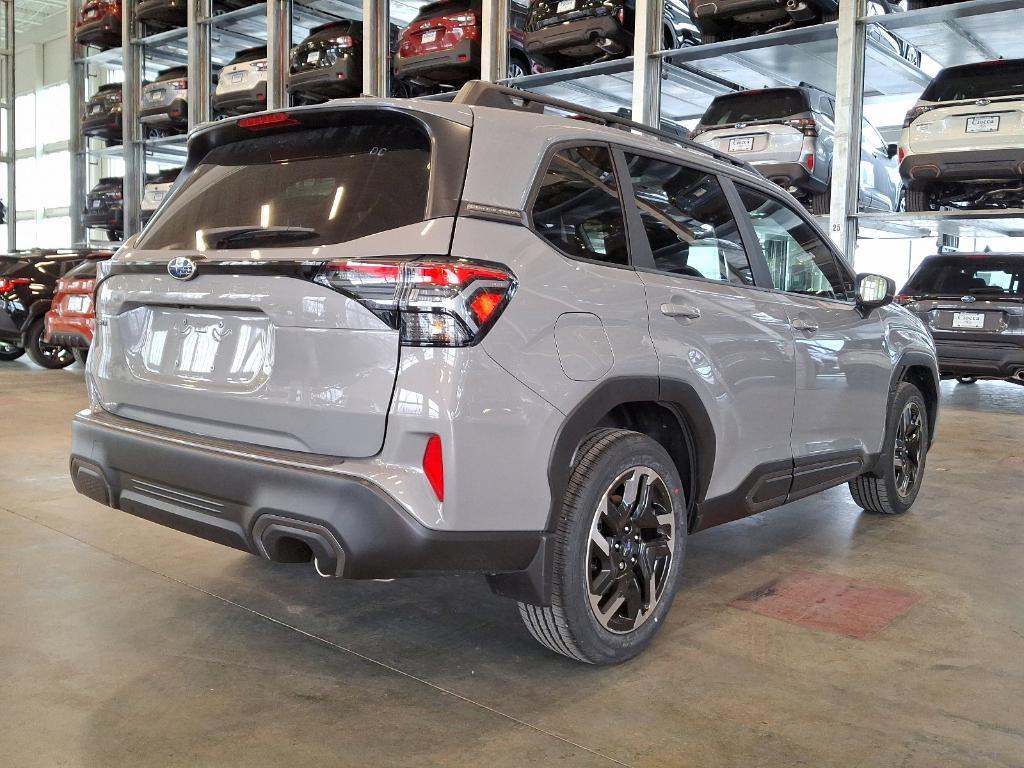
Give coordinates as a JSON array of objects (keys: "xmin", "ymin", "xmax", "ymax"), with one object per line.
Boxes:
[
  {"xmin": 525, "ymin": 0, "xmax": 698, "ymax": 67},
  {"xmin": 688, "ymin": 0, "xmax": 838, "ymax": 43},
  {"xmin": 0, "ymin": 250, "xmax": 98, "ymax": 368},
  {"xmin": 898, "ymin": 253, "xmax": 1024, "ymax": 386},
  {"xmin": 82, "ymin": 83, "xmax": 123, "ymax": 145},
  {"xmin": 288, "ymin": 20, "xmax": 402, "ymax": 103},
  {"xmin": 83, "ymin": 177, "xmax": 125, "ymax": 242}
]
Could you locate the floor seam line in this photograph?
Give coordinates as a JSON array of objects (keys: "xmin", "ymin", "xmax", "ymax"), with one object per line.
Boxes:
[{"xmin": 0, "ymin": 505, "xmax": 634, "ymax": 768}]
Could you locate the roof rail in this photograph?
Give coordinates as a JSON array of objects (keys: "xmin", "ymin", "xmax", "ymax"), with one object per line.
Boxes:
[{"xmin": 451, "ymin": 81, "xmax": 757, "ymax": 174}]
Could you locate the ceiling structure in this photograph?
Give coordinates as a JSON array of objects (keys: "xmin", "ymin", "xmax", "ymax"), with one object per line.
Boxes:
[{"xmin": 14, "ymin": 0, "xmax": 66, "ymax": 33}]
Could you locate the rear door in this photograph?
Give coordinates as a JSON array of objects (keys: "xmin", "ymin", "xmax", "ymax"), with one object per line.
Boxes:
[
  {"xmin": 93, "ymin": 107, "xmax": 470, "ymax": 458},
  {"xmin": 614, "ymin": 149, "xmax": 797, "ymax": 512}
]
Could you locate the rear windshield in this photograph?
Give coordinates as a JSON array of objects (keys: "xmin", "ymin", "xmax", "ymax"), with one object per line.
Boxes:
[
  {"xmin": 904, "ymin": 257, "xmax": 1024, "ymax": 298},
  {"xmin": 413, "ymin": 0, "xmax": 477, "ymax": 22},
  {"xmin": 137, "ymin": 117, "xmax": 432, "ymax": 251},
  {"xmin": 922, "ymin": 60, "xmax": 1024, "ymax": 102},
  {"xmin": 0, "ymin": 258, "xmax": 27, "ymax": 276},
  {"xmin": 701, "ymin": 90, "xmax": 810, "ymax": 126}
]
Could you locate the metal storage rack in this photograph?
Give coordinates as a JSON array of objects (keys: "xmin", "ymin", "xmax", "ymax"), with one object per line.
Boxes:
[
  {"xmin": 1, "ymin": 0, "xmax": 14, "ymax": 251},
  {"xmin": 68, "ymin": 0, "xmax": 1024, "ymax": 251}
]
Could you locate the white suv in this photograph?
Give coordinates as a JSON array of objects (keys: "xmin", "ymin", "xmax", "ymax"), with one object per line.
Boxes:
[
  {"xmin": 213, "ymin": 46, "xmax": 269, "ymax": 116},
  {"xmin": 899, "ymin": 57, "xmax": 1024, "ymax": 211}
]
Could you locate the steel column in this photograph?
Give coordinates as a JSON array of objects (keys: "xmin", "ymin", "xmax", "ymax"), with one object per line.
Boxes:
[
  {"xmin": 188, "ymin": 0, "xmax": 212, "ymax": 128},
  {"xmin": 69, "ymin": 0, "xmax": 86, "ymax": 246},
  {"xmin": 828, "ymin": 0, "xmax": 864, "ymax": 256},
  {"xmin": 266, "ymin": 0, "xmax": 291, "ymax": 109},
  {"xmin": 122, "ymin": 0, "xmax": 143, "ymax": 240},
  {"xmin": 480, "ymin": 0, "xmax": 509, "ymax": 83},
  {"xmin": 3, "ymin": 0, "xmax": 15, "ymax": 250},
  {"xmin": 362, "ymin": 0, "xmax": 390, "ymax": 96},
  {"xmin": 631, "ymin": 0, "xmax": 663, "ymax": 126}
]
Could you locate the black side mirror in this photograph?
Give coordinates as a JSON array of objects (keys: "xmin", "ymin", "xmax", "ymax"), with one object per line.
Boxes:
[
  {"xmin": 856, "ymin": 273, "xmax": 895, "ymax": 314},
  {"xmin": 887, "ymin": 143, "xmax": 899, "ymax": 159}
]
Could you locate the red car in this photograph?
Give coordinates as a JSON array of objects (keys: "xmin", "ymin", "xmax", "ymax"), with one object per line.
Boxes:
[
  {"xmin": 76, "ymin": 0, "xmax": 122, "ymax": 50},
  {"xmin": 44, "ymin": 254, "xmax": 111, "ymax": 365}
]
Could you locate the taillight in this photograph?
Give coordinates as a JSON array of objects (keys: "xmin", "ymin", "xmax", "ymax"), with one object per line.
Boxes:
[
  {"xmin": 903, "ymin": 105, "xmax": 934, "ymax": 128},
  {"xmin": 894, "ymin": 294, "xmax": 918, "ymax": 306},
  {"xmin": 801, "ymin": 152, "xmax": 815, "ymax": 172},
  {"xmin": 109, "ymin": 189, "xmax": 123, "ymax": 200},
  {"xmin": 444, "ymin": 11, "xmax": 477, "ymax": 25},
  {"xmin": 237, "ymin": 112, "xmax": 299, "ymax": 131},
  {"xmin": 423, "ymin": 435, "xmax": 444, "ymax": 502},
  {"xmin": 785, "ymin": 117, "xmax": 818, "ymax": 137},
  {"xmin": 0, "ymin": 277, "xmax": 31, "ymax": 293},
  {"xmin": 314, "ymin": 258, "xmax": 516, "ymax": 347},
  {"xmin": 331, "ymin": 35, "xmax": 354, "ymax": 47},
  {"xmin": 897, "ymin": 146, "xmax": 906, "ymax": 164},
  {"xmin": 167, "ymin": 79, "xmax": 187, "ymax": 89},
  {"xmin": 253, "ymin": 60, "xmax": 269, "ymax": 72}
]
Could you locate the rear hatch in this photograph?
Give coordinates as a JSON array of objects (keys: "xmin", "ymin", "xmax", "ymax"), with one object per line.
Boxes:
[
  {"xmin": 291, "ymin": 20, "xmax": 362, "ymax": 73},
  {"xmin": 399, "ymin": 0, "xmax": 480, "ymax": 57},
  {"xmin": 85, "ymin": 83, "xmax": 122, "ymax": 117},
  {"xmin": 908, "ymin": 59, "xmax": 1024, "ymax": 154},
  {"xmin": 692, "ymin": 88, "xmax": 813, "ymax": 163},
  {"xmin": 900, "ymin": 255, "xmax": 1024, "ymax": 337},
  {"xmin": 217, "ymin": 47, "xmax": 268, "ymax": 94},
  {"xmin": 94, "ymin": 103, "xmax": 471, "ymax": 457}
]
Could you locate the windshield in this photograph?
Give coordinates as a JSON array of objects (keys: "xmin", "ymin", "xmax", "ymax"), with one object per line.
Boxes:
[
  {"xmin": 922, "ymin": 60, "xmax": 1024, "ymax": 102},
  {"xmin": 701, "ymin": 90, "xmax": 810, "ymax": 126},
  {"xmin": 904, "ymin": 257, "xmax": 1024, "ymax": 298},
  {"xmin": 137, "ymin": 117, "xmax": 432, "ymax": 251}
]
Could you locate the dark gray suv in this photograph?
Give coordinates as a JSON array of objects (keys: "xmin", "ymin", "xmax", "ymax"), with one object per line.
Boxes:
[{"xmin": 69, "ymin": 82, "xmax": 939, "ymax": 664}]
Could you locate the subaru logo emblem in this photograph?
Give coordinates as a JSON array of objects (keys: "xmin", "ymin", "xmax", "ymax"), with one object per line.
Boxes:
[
  {"xmin": 961, "ymin": 295, "xmax": 976, "ymax": 303},
  {"xmin": 167, "ymin": 257, "xmax": 197, "ymax": 281},
  {"xmin": 735, "ymin": 122, "xmax": 747, "ymax": 129},
  {"xmin": 976, "ymin": 98, "xmax": 991, "ymax": 106}
]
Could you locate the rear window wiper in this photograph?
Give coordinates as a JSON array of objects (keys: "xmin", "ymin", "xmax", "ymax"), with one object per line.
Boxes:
[{"xmin": 204, "ymin": 226, "xmax": 320, "ymax": 249}]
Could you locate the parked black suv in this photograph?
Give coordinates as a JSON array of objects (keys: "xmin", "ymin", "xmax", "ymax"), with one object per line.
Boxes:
[
  {"xmin": 82, "ymin": 83, "xmax": 124, "ymax": 145},
  {"xmin": 288, "ymin": 20, "xmax": 401, "ymax": 103},
  {"xmin": 688, "ymin": 0, "xmax": 838, "ymax": 43},
  {"xmin": 0, "ymin": 250, "xmax": 99, "ymax": 368},
  {"xmin": 83, "ymin": 177, "xmax": 125, "ymax": 242},
  {"xmin": 525, "ymin": 0, "xmax": 698, "ymax": 67},
  {"xmin": 898, "ymin": 253, "xmax": 1024, "ymax": 385},
  {"xmin": 136, "ymin": 0, "xmax": 259, "ymax": 32}
]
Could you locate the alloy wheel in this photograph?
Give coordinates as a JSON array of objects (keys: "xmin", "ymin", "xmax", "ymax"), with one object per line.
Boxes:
[
  {"xmin": 586, "ymin": 466, "xmax": 675, "ymax": 634},
  {"xmin": 39, "ymin": 340, "xmax": 73, "ymax": 367},
  {"xmin": 893, "ymin": 401, "xmax": 924, "ymax": 498}
]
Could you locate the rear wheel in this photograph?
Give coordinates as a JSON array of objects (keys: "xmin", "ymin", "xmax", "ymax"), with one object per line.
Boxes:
[
  {"xmin": 25, "ymin": 319, "xmax": 74, "ymax": 369},
  {"xmin": 905, "ymin": 185, "xmax": 933, "ymax": 212},
  {"xmin": 811, "ymin": 185, "xmax": 831, "ymax": 216},
  {"xmin": 956, "ymin": 375, "xmax": 977, "ymax": 385},
  {"xmin": 821, "ymin": 10, "xmax": 840, "ymax": 22},
  {"xmin": 507, "ymin": 54, "xmax": 530, "ymax": 80},
  {"xmin": 517, "ymin": 429, "xmax": 686, "ymax": 664},
  {"xmin": 0, "ymin": 341, "xmax": 24, "ymax": 361},
  {"xmin": 849, "ymin": 382, "xmax": 928, "ymax": 515}
]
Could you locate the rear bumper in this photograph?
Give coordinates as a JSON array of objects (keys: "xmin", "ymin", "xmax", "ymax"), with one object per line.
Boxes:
[
  {"xmin": 75, "ymin": 16, "xmax": 121, "ymax": 47},
  {"xmin": 45, "ymin": 314, "xmax": 93, "ymax": 348},
  {"xmin": 212, "ymin": 82, "xmax": 267, "ymax": 114},
  {"xmin": 140, "ymin": 98, "xmax": 188, "ymax": 127},
  {"xmin": 932, "ymin": 337, "xmax": 1024, "ymax": 379},
  {"xmin": 749, "ymin": 160, "xmax": 823, "ymax": 193},
  {"xmin": 82, "ymin": 206, "xmax": 123, "ymax": 231},
  {"xmin": 81, "ymin": 111, "xmax": 122, "ymax": 139},
  {"xmin": 136, "ymin": 0, "xmax": 187, "ymax": 25},
  {"xmin": 70, "ymin": 410, "xmax": 546, "ymax": 583},
  {"xmin": 394, "ymin": 39, "xmax": 478, "ymax": 83},
  {"xmin": 900, "ymin": 148, "xmax": 1024, "ymax": 184},
  {"xmin": 524, "ymin": 14, "xmax": 626, "ymax": 56},
  {"xmin": 287, "ymin": 62, "xmax": 361, "ymax": 99}
]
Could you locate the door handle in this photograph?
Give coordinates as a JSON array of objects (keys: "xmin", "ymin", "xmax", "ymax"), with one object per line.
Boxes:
[
  {"xmin": 661, "ymin": 303, "xmax": 701, "ymax": 320},
  {"xmin": 791, "ymin": 318, "xmax": 819, "ymax": 333}
]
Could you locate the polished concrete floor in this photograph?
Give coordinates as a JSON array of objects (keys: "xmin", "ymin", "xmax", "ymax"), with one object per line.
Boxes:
[{"xmin": 1, "ymin": 360, "xmax": 1022, "ymax": 767}]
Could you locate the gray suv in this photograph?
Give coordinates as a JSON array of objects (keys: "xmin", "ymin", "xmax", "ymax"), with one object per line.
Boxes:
[
  {"xmin": 692, "ymin": 84, "xmax": 900, "ymax": 215},
  {"xmin": 70, "ymin": 82, "xmax": 939, "ymax": 664}
]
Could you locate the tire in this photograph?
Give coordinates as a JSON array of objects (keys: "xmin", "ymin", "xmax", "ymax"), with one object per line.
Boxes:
[
  {"xmin": 107, "ymin": 228, "xmax": 122, "ymax": 242},
  {"xmin": 73, "ymin": 348, "xmax": 89, "ymax": 366},
  {"xmin": 25, "ymin": 319, "xmax": 75, "ymax": 369},
  {"xmin": 821, "ymin": 10, "xmax": 839, "ymax": 22},
  {"xmin": 0, "ymin": 342, "xmax": 25, "ymax": 361},
  {"xmin": 907, "ymin": 0, "xmax": 925, "ymax": 9},
  {"xmin": 905, "ymin": 185, "xmax": 932, "ymax": 212},
  {"xmin": 811, "ymin": 185, "xmax": 831, "ymax": 216},
  {"xmin": 849, "ymin": 382, "xmax": 929, "ymax": 515},
  {"xmin": 507, "ymin": 54, "xmax": 530, "ymax": 80},
  {"xmin": 956, "ymin": 375, "xmax": 976, "ymax": 385},
  {"xmin": 517, "ymin": 429, "xmax": 687, "ymax": 664}
]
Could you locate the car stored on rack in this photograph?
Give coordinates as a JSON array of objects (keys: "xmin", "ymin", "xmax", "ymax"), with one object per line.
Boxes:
[
  {"xmin": 213, "ymin": 46, "xmax": 268, "ymax": 116},
  {"xmin": 288, "ymin": 20, "xmax": 401, "ymax": 103},
  {"xmin": 69, "ymin": 82, "xmax": 938, "ymax": 664},
  {"xmin": 687, "ymin": 0, "xmax": 837, "ymax": 43},
  {"xmin": 140, "ymin": 66, "xmax": 191, "ymax": 134},
  {"xmin": 75, "ymin": 0, "xmax": 122, "ymax": 50},
  {"xmin": 81, "ymin": 83, "xmax": 124, "ymax": 145},
  {"xmin": 141, "ymin": 167, "xmax": 181, "ymax": 225},
  {"xmin": 82, "ymin": 177, "xmax": 124, "ymax": 242}
]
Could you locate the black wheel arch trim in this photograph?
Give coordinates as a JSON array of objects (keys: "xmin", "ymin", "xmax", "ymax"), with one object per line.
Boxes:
[{"xmin": 889, "ymin": 349, "xmax": 940, "ymax": 446}]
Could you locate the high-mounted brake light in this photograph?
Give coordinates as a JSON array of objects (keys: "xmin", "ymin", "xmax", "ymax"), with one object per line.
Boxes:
[
  {"xmin": 0, "ymin": 277, "xmax": 31, "ymax": 293},
  {"xmin": 237, "ymin": 112, "xmax": 299, "ymax": 131},
  {"xmin": 314, "ymin": 258, "xmax": 516, "ymax": 347}
]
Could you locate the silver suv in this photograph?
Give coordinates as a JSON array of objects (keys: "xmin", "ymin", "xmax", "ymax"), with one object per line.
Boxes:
[
  {"xmin": 692, "ymin": 84, "xmax": 900, "ymax": 215},
  {"xmin": 70, "ymin": 82, "xmax": 939, "ymax": 664}
]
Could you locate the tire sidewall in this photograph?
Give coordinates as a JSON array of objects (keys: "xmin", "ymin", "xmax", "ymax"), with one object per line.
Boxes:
[
  {"xmin": 26, "ymin": 319, "xmax": 73, "ymax": 369},
  {"xmin": 556, "ymin": 432, "xmax": 687, "ymax": 664},
  {"xmin": 877, "ymin": 384, "xmax": 929, "ymax": 513}
]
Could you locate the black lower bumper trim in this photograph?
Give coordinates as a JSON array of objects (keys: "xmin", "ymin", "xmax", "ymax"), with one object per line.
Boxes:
[
  {"xmin": 934, "ymin": 339, "xmax": 1024, "ymax": 378},
  {"xmin": 70, "ymin": 412, "xmax": 546, "ymax": 586}
]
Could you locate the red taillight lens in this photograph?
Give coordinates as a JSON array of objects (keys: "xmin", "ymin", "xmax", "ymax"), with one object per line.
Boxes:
[
  {"xmin": 903, "ymin": 105, "xmax": 933, "ymax": 128},
  {"xmin": 314, "ymin": 258, "xmax": 516, "ymax": 347},
  {"xmin": 333, "ymin": 35, "xmax": 354, "ymax": 48},
  {"xmin": 237, "ymin": 112, "xmax": 299, "ymax": 131},
  {"xmin": 785, "ymin": 117, "xmax": 818, "ymax": 137},
  {"xmin": 0, "ymin": 277, "xmax": 31, "ymax": 293},
  {"xmin": 423, "ymin": 435, "xmax": 444, "ymax": 502},
  {"xmin": 897, "ymin": 147, "xmax": 906, "ymax": 163},
  {"xmin": 801, "ymin": 152, "xmax": 815, "ymax": 172},
  {"xmin": 444, "ymin": 11, "xmax": 477, "ymax": 26},
  {"xmin": 894, "ymin": 294, "xmax": 918, "ymax": 306}
]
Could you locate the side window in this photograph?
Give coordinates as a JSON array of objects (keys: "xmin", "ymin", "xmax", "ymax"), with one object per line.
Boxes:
[
  {"xmin": 623, "ymin": 153, "xmax": 754, "ymax": 285},
  {"xmin": 531, "ymin": 145, "xmax": 629, "ymax": 266},
  {"xmin": 821, "ymin": 97, "xmax": 835, "ymax": 120},
  {"xmin": 737, "ymin": 186, "xmax": 854, "ymax": 300}
]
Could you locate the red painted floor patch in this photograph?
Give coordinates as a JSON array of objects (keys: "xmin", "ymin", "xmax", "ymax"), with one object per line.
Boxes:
[{"xmin": 731, "ymin": 570, "xmax": 922, "ymax": 639}]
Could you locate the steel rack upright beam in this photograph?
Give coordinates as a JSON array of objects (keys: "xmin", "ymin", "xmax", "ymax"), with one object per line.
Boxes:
[
  {"xmin": 363, "ymin": 0, "xmax": 390, "ymax": 95},
  {"xmin": 68, "ymin": 0, "xmax": 87, "ymax": 247},
  {"xmin": 188, "ymin": 0, "xmax": 213, "ymax": 128},
  {"xmin": 480, "ymin": 0, "xmax": 509, "ymax": 83},
  {"xmin": 1, "ymin": 0, "xmax": 14, "ymax": 250},
  {"xmin": 828, "ymin": 0, "xmax": 865, "ymax": 255},
  {"xmin": 122, "ymin": 0, "xmax": 143, "ymax": 239},
  {"xmin": 631, "ymin": 0, "xmax": 663, "ymax": 127},
  {"xmin": 267, "ymin": 0, "xmax": 292, "ymax": 109}
]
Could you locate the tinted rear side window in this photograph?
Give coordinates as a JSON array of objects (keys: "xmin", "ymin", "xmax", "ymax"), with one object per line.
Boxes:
[
  {"xmin": 137, "ymin": 118, "xmax": 432, "ymax": 250},
  {"xmin": 414, "ymin": 0, "xmax": 477, "ymax": 21},
  {"xmin": 922, "ymin": 60, "xmax": 1024, "ymax": 102},
  {"xmin": 66, "ymin": 260, "xmax": 100, "ymax": 279},
  {"xmin": 531, "ymin": 145, "xmax": 628, "ymax": 266},
  {"xmin": 701, "ymin": 90, "xmax": 810, "ymax": 126},
  {"xmin": 904, "ymin": 258, "xmax": 1024, "ymax": 297}
]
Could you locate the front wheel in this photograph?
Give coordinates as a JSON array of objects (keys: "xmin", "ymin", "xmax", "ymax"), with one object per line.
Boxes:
[
  {"xmin": 518, "ymin": 429, "xmax": 686, "ymax": 664},
  {"xmin": 25, "ymin": 319, "xmax": 75, "ymax": 369},
  {"xmin": 811, "ymin": 185, "xmax": 831, "ymax": 216},
  {"xmin": 849, "ymin": 382, "xmax": 929, "ymax": 515},
  {"xmin": 0, "ymin": 341, "xmax": 25, "ymax": 361},
  {"xmin": 905, "ymin": 185, "xmax": 933, "ymax": 212}
]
